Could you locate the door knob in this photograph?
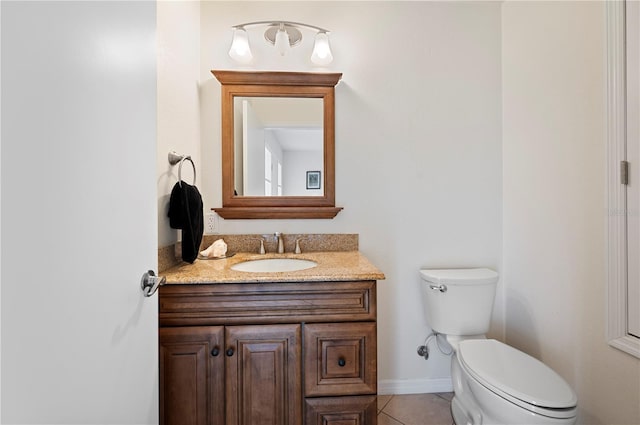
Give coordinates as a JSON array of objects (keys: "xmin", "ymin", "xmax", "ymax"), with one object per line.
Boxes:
[
  {"xmin": 226, "ymin": 348, "xmax": 235, "ymax": 357},
  {"xmin": 141, "ymin": 270, "xmax": 166, "ymax": 297}
]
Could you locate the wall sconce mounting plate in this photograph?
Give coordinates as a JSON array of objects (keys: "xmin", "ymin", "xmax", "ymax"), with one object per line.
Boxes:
[{"xmin": 264, "ymin": 24, "xmax": 302, "ymax": 47}]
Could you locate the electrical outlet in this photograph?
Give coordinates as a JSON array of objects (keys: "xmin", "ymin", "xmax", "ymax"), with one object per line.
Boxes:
[{"xmin": 205, "ymin": 213, "xmax": 218, "ymax": 234}]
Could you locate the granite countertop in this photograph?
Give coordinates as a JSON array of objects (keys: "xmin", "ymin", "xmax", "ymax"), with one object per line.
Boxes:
[{"xmin": 162, "ymin": 251, "xmax": 385, "ymax": 284}]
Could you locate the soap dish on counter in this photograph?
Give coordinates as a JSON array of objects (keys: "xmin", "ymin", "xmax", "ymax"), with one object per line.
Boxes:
[{"xmin": 197, "ymin": 252, "xmax": 236, "ymax": 260}]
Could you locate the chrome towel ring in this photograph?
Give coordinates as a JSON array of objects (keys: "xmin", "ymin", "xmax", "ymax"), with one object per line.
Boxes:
[{"xmin": 168, "ymin": 151, "xmax": 196, "ymax": 187}]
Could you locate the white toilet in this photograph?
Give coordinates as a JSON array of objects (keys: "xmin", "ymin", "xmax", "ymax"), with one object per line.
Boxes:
[{"xmin": 420, "ymin": 268, "xmax": 577, "ymax": 425}]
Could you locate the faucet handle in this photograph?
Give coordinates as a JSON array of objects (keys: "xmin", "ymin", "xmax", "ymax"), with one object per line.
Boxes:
[{"xmin": 294, "ymin": 237, "xmax": 306, "ymax": 254}]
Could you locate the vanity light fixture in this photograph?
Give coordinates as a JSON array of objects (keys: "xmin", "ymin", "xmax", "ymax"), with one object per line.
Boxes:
[{"xmin": 228, "ymin": 21, "xmax": 333, "ymax": 65}]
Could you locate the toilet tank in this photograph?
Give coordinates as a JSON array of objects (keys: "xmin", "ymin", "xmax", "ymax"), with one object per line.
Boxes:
[{"xmin": 420, "ymin": 268, "xmax": 498, "ymax": 336}]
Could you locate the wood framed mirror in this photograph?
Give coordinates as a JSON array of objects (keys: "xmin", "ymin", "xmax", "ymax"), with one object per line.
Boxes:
[{"xmin": 212, "ymin": 70, "xmax": 343, "ymax": 219}]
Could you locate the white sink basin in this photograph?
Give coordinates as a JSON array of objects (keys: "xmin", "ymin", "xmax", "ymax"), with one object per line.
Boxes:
[{"xmin": 231, "ymin": 258, "xmax": 318, "ymax": 273}]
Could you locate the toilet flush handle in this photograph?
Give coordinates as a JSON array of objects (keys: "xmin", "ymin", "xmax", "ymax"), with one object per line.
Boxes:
[{"xmin": 429, "ymin": 283, "xmax": 447, "ymax": 293}]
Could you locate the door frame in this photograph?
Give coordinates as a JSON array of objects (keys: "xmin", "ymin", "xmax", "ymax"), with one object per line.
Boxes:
[{"xmin": 606, "ymin": 0, "xmax": 640, "ymax": 358}]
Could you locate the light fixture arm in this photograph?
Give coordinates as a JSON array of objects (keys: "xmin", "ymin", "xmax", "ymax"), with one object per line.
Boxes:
[{"xmin": 231, "ymin": 20, "xmax": 330, "ymax": 34}]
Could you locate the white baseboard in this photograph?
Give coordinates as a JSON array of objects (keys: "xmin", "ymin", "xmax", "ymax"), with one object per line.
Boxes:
[{"xmin": 378, "ymin": 378, "xmax": 453, "ymax": 395}]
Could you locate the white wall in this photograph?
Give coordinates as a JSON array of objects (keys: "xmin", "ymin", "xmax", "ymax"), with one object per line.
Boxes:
[
  {"xmin": 198, "ymin": 1, "xmax": 503, "ymax": 392},
  {"xmin": 245, "ymin": 101, "xmax": 266, "ymax": 195},
  {"xmin": 502, "ymin": 2, "xmax": 640, "ymax": 424},
  {"xmin": 157, "ymin": 1, "xmax": 201, "ymax": 247},
  {"xmin": 283, "ymin": 149, "xmax": 323, "ymax": 196}
]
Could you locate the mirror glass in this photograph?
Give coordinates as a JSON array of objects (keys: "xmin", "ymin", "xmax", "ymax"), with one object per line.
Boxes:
[{"xmin": 233, "ymin": 97, "xmax": 324, "ymax": 197}]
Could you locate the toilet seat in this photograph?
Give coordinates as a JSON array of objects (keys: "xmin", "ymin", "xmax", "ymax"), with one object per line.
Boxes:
[{"xmin": 458, "ymin": 339, "xmax": 577, "ymax": 419}]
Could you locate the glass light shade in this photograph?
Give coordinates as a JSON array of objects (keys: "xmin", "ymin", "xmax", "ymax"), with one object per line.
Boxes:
[
  {"xmin": 274, "ymin": 28, "xmax": 290, "ymax": 56},
  {"xmin": 310, "ymin": 32, "xmax": 333, "ymax": 65},
  {"xmin": 228, "ymin": 27, "xmax": 253, "ymax": 64}
]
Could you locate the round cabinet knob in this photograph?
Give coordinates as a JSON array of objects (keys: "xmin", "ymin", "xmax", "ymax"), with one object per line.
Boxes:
[
  {"xmin": 338, "ymin": 358, "xmax": 346, "ymax": 367},
  {"xmin": 226, "ymin": 348, "xmax": 235, "ymax": 357},
  {"xmin": 211, "ymin": 347, "xmax": 220, "ymax": 357}
]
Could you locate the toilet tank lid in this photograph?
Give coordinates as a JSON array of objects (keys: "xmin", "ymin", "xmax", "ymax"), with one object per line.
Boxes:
[{"xmin": 419, "ymin": 268, "xmax": 498, "ymax": 285}]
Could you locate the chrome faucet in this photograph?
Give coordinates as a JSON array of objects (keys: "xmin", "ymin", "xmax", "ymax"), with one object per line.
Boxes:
[{"xmin": 274, "ymin": 232, "xmax": 285, "ymax": 254}]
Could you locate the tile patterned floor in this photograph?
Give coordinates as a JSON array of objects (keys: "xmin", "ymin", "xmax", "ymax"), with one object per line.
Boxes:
[{"xmin": 377, "ymin": 393, "xmax": 455, "ymax": 425}]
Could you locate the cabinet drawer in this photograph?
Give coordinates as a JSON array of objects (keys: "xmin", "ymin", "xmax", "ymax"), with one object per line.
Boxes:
[
  {"xmin": 305, "ymin": 395, "xmax": 377, "ymax": 425},
  {"xmin": 304, "ymin": 322, "xmax": 377, "ymax": 397},
  {"xmin": 159, "ymin": 281, "xmax": 375, "ymax": 326}
]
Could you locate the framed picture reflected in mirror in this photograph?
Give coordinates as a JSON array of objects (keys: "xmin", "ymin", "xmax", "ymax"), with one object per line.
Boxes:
[{"xmin": 306, "ymin": 171, "xmax": 321, "ymax": 190}]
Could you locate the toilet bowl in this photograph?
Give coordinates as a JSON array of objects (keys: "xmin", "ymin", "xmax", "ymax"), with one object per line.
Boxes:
[{"xmin": 420, "ymin": 268, "xmax": 577, "ymax": 425}]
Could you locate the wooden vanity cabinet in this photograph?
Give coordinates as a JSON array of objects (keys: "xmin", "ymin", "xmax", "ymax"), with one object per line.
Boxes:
[{"xmin": 159, "ymin": 280, "xmax": 378, "ymax": 425}]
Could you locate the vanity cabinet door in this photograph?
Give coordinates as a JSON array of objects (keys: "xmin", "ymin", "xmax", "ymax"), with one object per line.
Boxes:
[
  {"xmin": 304, "ymin": 322, "xmax": 377, "ymax": 397},
  {"xmin": 225, "ymin": 324, "xmax": 302, "ymax": 425},
  {"xmin": 159, "ymin": 326, "xmax": 224, "ymax": 425}
]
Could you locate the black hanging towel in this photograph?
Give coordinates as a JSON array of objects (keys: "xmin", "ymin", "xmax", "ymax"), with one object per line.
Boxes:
[{"xmin": 168, "ymin": 181, "xmax": 203, "ymax": 263}]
